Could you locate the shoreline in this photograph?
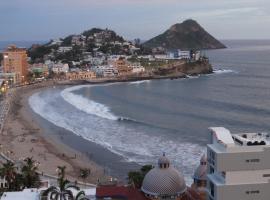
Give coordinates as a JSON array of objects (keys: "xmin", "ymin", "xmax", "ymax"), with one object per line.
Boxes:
[
  {"xmin": 1, "ymin": 82, "xmax": 141, "ymax": 184},
  {"xmin": 0, "ymin": 66, "xmax": 214, "ymax": 184},
  {"xmin": 1, "ymin": 85, "xmax": 106, "ymax": 184}
]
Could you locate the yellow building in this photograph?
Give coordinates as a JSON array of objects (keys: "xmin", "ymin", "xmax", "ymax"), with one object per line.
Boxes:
[
  {"xmin": 3, "ymin": 45, "xmax": 28, "ymax": 84},
  {"xmin": 66, "ymin": 71, "xmax": 96, "ymax": 80}
]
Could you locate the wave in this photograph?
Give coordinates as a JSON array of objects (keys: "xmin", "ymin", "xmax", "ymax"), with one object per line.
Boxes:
[
  {"xmin": 213, "ymin": 69, "xmax": 236, "ymax": 74},
  {"xmin": 61, "ymin": 85, "xmax": 119, "ymax": 121},
  {"xmin": 29, "ymin": 86, "xmax": 205, "ymax": 186},
  {"xmin": 128, "ymin": 80, "xmax": 151, "ymax": 85},
  {"xmin": 186, "ymin": 75, "xmax": 200, "ymax": 79}
]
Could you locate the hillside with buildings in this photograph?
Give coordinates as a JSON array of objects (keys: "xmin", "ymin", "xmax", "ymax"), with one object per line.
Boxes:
[
  {"xmin": 144, "ymin": 19, "xmax": 226, "ymax": 50},
  {"xmin": 0, "ymin": 23, "xmax": 215, "ymax": 87}
]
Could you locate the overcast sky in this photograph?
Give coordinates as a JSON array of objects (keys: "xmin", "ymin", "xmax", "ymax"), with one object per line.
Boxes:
[{"xmin": 1, "ymin": 0, "xmax": 270, "ymax": 41}]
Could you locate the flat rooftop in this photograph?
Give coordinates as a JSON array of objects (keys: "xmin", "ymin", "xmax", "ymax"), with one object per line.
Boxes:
[{"xmin": 210, "ymin": 127, "xmax": 270, "ymax": 147}]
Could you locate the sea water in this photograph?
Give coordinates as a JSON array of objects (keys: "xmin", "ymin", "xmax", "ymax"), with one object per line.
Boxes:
[{"xmin": 29, "ymin": 40, "xmax": 270, "ymax": 185}]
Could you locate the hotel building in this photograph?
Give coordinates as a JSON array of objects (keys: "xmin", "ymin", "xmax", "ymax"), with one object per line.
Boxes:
[
  {"xmin": 207, "ymin": 127, "xmax": 270, "ymax": 200},
  {"xmin": 3, "ymin": 45, "xmax": 28, "ymax": 84}
]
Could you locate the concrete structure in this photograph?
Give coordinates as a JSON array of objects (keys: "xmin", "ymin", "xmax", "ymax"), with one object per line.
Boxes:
[
  {"xmin": 2, "ymin": 45, "xmax": 28, "ymax": 84},
  {"xmin": 129, "ymin": 63, "xmax": 145, "ymax": 74},
  {"xmin": 30, "ymin": 63, "xmax": 49, "ymax": 78},
  {"xmin": 0, "ymin": 73, "xmax": 16, "ymax": 86},
  {"xmin": 192, "ymin": 154, "xmax": 207, "ymax": 199},
  {"xmin": 207, "ymin": 127, "xmax": 270, "ymax": 200},
  {"xmin": 1, "ymin": 189, "xmax": 40, "ymax": 200},
  {"xmin": 113, "ymin": 58, "xmax": 132, "ymax": 76},
  {"xmin": 57, "ymin": 46, "xmax": 73, "ymax": 53},
  {"xmin": 66, "ymin": 71, "xmax": 96, "ymax": 80},
  {"xmin": 0, "ymin": 175, "xmax": 8, "ymax": 189},
  {"xmin": 51, "ymin": 63, "xmax": 69, "ymax": 74},
  {"xmin": 91, "ymin": 65, "xmax": 118, "ymax": 77}
]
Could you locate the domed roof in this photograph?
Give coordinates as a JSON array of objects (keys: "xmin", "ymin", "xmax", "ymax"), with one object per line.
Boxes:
[
  {"xmin": 158, "ymin": 153, "xmax": 170, "ymax": 168},
  {"xmin": 193, "ymin": 154, "xmax": 207, "ymax": 181},
  {"xmin": 141, "ymin": 154, "xmax": 186, "ymax": 197}
]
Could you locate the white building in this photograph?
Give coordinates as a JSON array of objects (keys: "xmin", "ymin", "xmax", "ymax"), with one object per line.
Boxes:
[
  {"xmin": 57, "ymin": 46, "xmax": 73, "ymax": 53},
  {"xmin": 207, "ymin": 127, "xmax": 270, "ymax": 200},
  {"xmin": 0, "ymin": 176, "xmax": 8, "ymax": 189},
  {"xmin": 49, "ymin": 39, "xmax": 63, "ymax": 46},
  {"xmin": 1, "ymin": 189, "xmax": 40, "ymax": 200},
  {"xmin": 71, "ymin": 35, "xmax": 86, "ymax": 46},
  {"xmin": 178, "ymin": 50, "xmax": 191, "ymax": 59},
  {"xmin": 52, "ymin": 63, "xmax": 69, "ymax": 74},
  {"xmin": 92, "ymin": 65, "xmax": 117, "ymax": 77},
  {"xmin": 129, "ymin": 63, "xmax": 145, "ymax": 74}
]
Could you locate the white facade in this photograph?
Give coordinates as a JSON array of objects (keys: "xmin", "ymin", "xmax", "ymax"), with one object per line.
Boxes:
[
  {"xmin": 178, "ymin": 50, "xmax": 191, "ymax": 59},
  {"xmin": 57, "ymin": 46, "xmax": 73, "ymax": 53},
  {"xmin": 1, "ymin": 189, "xmax": 39, "ymax": 200},
  {"xmin": 92, "ymin": 65, "xmax": 117, "ymax": 77},
  {"xmin": 207, "ymin": 127, "xmax": 270, "ymax": 200},
  {"xmin": 129, "ymin": 63, "xmax": 145, "ymax": 74},
  {"xmin": 52, "ymin": 63, "xmax": 69, "ymax": 74},
  {"xmin": 0, "ymin": 176, "xmax": 8, "ymax": 189}
]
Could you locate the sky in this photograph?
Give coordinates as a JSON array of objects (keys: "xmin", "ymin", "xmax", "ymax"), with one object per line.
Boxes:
[{"xmin": 1, "ymin": 0, "xmax": 270, "ymax": 41}]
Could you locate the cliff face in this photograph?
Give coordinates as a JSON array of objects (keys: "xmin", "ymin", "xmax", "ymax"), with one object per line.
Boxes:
[
  {"xmin": 144, "ymin": 19, "xmax": 226, "ymax": 50},
  {"xmin": 153, "ymin": 60, "xmax": 213, "ymax": 76}
]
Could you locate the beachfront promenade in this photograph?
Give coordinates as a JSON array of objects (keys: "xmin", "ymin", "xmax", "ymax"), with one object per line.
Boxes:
[{"xmin": 0, "ymin": 88, "xmax": 16, "ymax": 134}]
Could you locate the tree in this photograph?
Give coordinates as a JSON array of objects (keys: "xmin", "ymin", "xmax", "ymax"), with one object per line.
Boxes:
[
  {"xmin": 79, "ymin": 168, "xmax": 90, "ymax": 186},
  {"xmin": 75, "ymin": 191, "xmax": 89, "ymax": 200},
  {"xmin": 0, "ymin": 161, "xmax": 20, "ymax": 191},
  {"xmin": 21, "ymin": 157, "xmax": 41, "ymax": 189},
  {"xmin": 128, "ymin": 165, "xmax": 153, "ymax": 188},
  {"xmin": 41, "ymin": 166, "xmax": 87, "ymax": 200}
]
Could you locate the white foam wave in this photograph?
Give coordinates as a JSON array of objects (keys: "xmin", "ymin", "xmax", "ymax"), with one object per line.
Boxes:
[
  {"xmin": 128, "ymin": 80, "xmax": 151, "ymax": 85},
  {"xmin": 186, "ymin": 75, "xmax": 200, "ymax": 79},
  {"xmin": 213, "ymin": 69, "xmax": 236, "ymax": 74},
  {"xmin": 29, "ymin": 87, "xmax": 205, "ymax": 186},
  {"xmin": 61, "ymin": 85, "xmax": 118, "ymax": 121}
]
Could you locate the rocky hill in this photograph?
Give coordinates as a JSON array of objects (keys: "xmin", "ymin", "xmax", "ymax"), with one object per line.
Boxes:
[
  {"xmin": 28, "ymin": 28, "xmax": 130, "ymax": 63},
  {"xmin": 144, "ymin": 19, "xmax": 226, "ymax": 50}
]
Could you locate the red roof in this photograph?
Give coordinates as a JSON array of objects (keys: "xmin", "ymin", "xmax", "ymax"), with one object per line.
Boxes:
[
  {"xmin": 96, "ymin": 186, "xmax": 147, "ymax": 200},
  {"xmin": 96, "ymin": 186, "xmax": 204, "ymax": 200}
]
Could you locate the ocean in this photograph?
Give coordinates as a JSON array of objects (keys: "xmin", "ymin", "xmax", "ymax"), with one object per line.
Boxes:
[{"xmin": 28, "ymin": 40, "xmax": 270, "ymax": 185}]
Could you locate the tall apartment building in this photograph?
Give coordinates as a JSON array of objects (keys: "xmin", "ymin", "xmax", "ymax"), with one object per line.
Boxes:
[
  {"xmin": 3, "ymin": 45, "xmax": 28, "ymax": 84},
  {"xmin": 207, "ymin": 127, "xmax": 270, "ymax": 200}
]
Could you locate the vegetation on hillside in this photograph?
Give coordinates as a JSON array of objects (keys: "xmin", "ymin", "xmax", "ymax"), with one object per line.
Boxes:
[{"xmin": 144, "ymin": 19, "xmax": 226, "ymax": 50}]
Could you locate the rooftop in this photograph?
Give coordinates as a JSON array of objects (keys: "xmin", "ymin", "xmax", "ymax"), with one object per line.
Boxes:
[
  {"xmin": 209, "ymin": 127, "xmax": 270, "ymax": 148},
  {"xmin": 0, "ymin": 189, "xmax": 39, "ymax": 200}
]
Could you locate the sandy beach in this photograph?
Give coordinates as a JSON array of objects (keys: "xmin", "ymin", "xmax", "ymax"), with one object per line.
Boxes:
[{"xmin": 0, "ymin": 83, "xmax": 106, "ymax": 184}]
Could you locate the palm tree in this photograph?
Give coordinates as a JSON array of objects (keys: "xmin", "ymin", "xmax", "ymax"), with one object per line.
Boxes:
[
  {"xmin": 41, "ymin": 166, "xmax": 80, "ymax": 200},
  {"xmin": 79, "ymin": 168, "xmax": 90, "ymax": 186},
  {"xmin": 74, "ymin": 191, "xmax": 89, "ymax": 200},
  {"xmin": 0, "ymin": 160, "xmax": 19, "ymax": 191},
  {"xmin": 21, "ymin": 157, "xmax": 41, "ymax": 188},
  {"xmin": 128, "ymin": 165, "xmax": 153, "ymax": 188}
]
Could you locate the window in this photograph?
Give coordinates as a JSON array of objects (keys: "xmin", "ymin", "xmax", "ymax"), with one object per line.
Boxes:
[{"xmin": 209, "ymin": 181, "xmax": 215, "ymax": 197}]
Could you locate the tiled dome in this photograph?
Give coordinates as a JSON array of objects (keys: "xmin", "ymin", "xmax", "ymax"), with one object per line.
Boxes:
[
  {"xmin": 141, "ymin": 154, "xmax": 186, "ymax": 197},
  {"xmin": 193, "ymin": 154, "xmax": 207, "ymax": 181}
]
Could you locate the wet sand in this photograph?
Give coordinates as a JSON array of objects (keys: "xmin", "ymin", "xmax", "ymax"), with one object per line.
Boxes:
[{"xmin": 1, "ymin": 83, "xmax": 139, "ymax": 184}]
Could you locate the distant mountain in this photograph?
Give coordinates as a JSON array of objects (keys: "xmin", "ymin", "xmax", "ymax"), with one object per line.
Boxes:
[{"xmin": 144, "ymin": 19, "xmax": 226, "ymax": 50}]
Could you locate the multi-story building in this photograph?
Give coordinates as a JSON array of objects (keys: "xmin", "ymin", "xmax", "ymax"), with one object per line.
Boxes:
[
  {"xmin": 113, "ymin": 58, "xmax": 132, "ymax": 76},
  {"xmin": 207, "ymin": 127, "xmax": 270, "ymax": 200},
  {"xmin": 51, "ymin": 63, "xmax": 69, "ymax": 74},
  {"xmin": 3, "ymin": 45, "xmax": 28, "ymax": 84},
  {"xmin": 66, "ymin": 71, "xmax": 96, "ymax": 80}
]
